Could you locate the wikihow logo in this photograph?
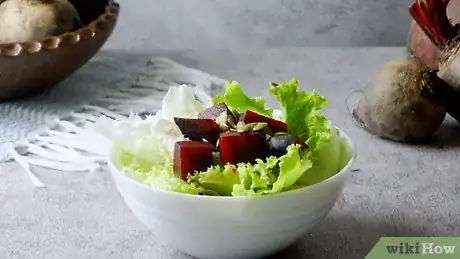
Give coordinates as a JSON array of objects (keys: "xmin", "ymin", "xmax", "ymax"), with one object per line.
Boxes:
[{"xmin": 366, "ymin": 237, "xmax": 459, "ymax": 258}]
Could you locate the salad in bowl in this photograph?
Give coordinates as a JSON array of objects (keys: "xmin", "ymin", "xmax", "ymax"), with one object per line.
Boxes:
[
  {"xmin": 99, "ymin": 78, "xmax": 355, "ymax": 259},
  {"xmin": 98, "ymin": 78, "xmax": 352, "ymax": 197}
]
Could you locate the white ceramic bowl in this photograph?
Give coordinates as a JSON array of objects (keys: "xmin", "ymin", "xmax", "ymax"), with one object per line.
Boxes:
[{"xmin": 107, "ymin": 128, "xmax": 356, "ymax": 259}]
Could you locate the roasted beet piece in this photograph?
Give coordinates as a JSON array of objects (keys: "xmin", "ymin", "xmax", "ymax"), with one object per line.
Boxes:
[
  {"xmin": 174, "ymin": 118, "xmax": 221, "ymax": 145},
  {"xmin": 269, "ymin": 133, "xmax": 308, "ymax": 157},
  {"xmin": 240, "ymin": 110, "xmax": 287, "ymax": 133},
  {"xmin": 174, "ymin": 141, "xmax": 214, "ymax": 180},
  {"xmin": 219, "ymin": 131, "xmax": 269, "ymax": 165},
  {"xmin": 198, "ymin": 102, "xmax": 235, "ymax": 120}
]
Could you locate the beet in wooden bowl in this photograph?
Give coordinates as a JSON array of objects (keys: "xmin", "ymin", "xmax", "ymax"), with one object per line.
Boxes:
[{"xmin": 0, "ymin": 0, "xmax": 120, "ymax": 101}]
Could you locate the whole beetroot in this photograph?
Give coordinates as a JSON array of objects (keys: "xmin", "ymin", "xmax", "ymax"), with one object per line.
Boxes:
[{"xmin": 353, "ymin": 57, "xmax": 447, "ymax": 142}]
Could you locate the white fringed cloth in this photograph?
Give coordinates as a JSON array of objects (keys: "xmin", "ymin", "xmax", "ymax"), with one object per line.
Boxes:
[{"xmin": 0, "ymin": 55, "xmax": 224, "ymax": 188}]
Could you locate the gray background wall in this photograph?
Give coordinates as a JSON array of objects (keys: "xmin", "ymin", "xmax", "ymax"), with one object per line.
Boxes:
[{"xmin": 106, "ymin": 0, "xmax": 413, "ymax": 49}]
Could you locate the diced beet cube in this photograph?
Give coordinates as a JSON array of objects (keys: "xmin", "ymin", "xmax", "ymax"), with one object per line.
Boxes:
[
  {"xmin": 174, "ymin": 141, "xmax": 214, "ymax": 180},
  {"xmin": 269, "ymin": 133, "xmax": 296, "ymax": 157},
  {"xmin": 240, "ymin": 110, "xmax": 287, "ymax": 133},
  {"xmin": 269, "ymin": 133, "xmax": 308, "ymax": 157},
  {"xmin": 198, "ymin": 102, "xmax": 235, "ymax": 120},
  {"xmin": 174, "ymin": 118, "xmax": 221, "ymax": 145},
  {"xmin": 219, "ymin": 131, "xmax": 268, "ymax": 165}
]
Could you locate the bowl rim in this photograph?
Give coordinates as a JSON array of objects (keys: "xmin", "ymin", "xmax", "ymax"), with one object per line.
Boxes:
[
  {"xmin": 107, "ymin": 126, "xmax": 357, "ymax": 200},
  {"xmin": 0, "ymin": 0, "xmax": 120, "ymax": 57}
]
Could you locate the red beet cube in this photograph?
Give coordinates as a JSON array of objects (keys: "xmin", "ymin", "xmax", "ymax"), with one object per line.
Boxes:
[
  {"xmin": 240, "ymin": 110, "xmax": 287, "ymax": 133},
  {"xmin": 174, "ymin": 118, "xmax": 221, "ymax": 145},
  {"xmin": 174, "ymin": 141, "xmax": 214, "ymax": 180},
  {"xmin": 219, "ymin": 131, "xmax": 268, "ymax": 165}
]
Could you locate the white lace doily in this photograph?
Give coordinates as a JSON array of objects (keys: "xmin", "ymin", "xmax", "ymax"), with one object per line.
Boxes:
[{"xmin": 1, "ymin": 55, "xmax": 225, "ymax": 188}]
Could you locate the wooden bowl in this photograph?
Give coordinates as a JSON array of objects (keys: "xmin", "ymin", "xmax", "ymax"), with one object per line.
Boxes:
[{"xmin": 0, "ymin": 0, "xmax": 120, "ymax": 101}]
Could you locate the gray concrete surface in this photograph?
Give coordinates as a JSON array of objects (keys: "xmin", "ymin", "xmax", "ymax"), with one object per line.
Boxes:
[
  {"xmin": 106, "ymin": 0, "xmax": 413, "ymax": 49},
  {"xmin": 2, "ymin": 47, "xmax": 460, "ymax": 259}
]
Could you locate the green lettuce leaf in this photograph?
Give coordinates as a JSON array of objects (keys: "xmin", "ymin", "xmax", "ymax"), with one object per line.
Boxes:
[
  {"xmin": 268, "ymin": 78, "xmax": 329, "ymax": 147},
  {"xmin": 95, "ymin": 85, "xmax": 202, "ymax": 168},
  {"xmin": 296, "ymin": 126, "xmax": 342, "ymax": 186},
  {"xmin": 191, "ymin": 145, "xmax": 313, "ymax": 196},
  {"xmin": 270, "ymin": 144, "xmax": 313, "ymax": 193},
  {"xmin": 213, "ymin": 81, "xmax": 273, "ymax": 116},
  {"xmin": 231, "ymin": 156, "xmax": 279, "ymax": 196},
  {"xmin": 231, "ymin": 145, "xmax": 313, "ymax": 196},
  {"xmin": 187, "ymin": 165, "xmax": 240, "ymax": 196},
  {"xmin": 118, "ymin": 148, "xmax": 202, "ymax": 195},
  {"xmin": 268, "ymin": 78, "xmax": 342, "ymax": 186}
]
